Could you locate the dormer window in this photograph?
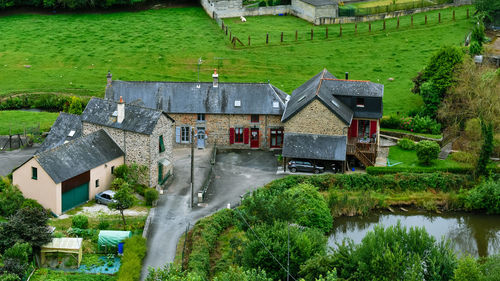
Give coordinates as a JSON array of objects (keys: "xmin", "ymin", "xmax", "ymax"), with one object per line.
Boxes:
[
  {"xmin": 112, "ymin": 111, "xmax": 118, "ymax": 117},
  {"xmin": 68, "ymin": 130, "xmax": 75, "ymax": 137},
  {"xmin": 234, "ymin": 100, "xmax": 241, "ymax": 107},
  {"xmin": 356, "ymin": 98, "xmax": 365, "ymax": 108},
  {"xmin": 273, "ymin": 101, "xmax": 280, "ymax": 108}
]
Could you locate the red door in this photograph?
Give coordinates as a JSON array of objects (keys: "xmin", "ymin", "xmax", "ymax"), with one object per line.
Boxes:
[{"xmin": 250, "ymin": 128, "xmax": 259, "ymax": 148}]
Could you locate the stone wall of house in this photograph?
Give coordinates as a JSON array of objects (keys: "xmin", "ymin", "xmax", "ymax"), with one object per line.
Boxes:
[
  {"xmin": 202, "ymin": 0, "xmax": 290, "ymax": 18},
  {"xmin": 284, "ymin": 99, "xmax": 347, "ymax": 135},
  {"xmin": 291, "ymin": 0, "xmax": 316, "ymax": 23},
  {"xmin": 149, "ymin": 115, "xmax": 175, "ymax": 188},
  {"xmin": 169, "ymin": 113, "xmax": 284, "ymax": 150}
]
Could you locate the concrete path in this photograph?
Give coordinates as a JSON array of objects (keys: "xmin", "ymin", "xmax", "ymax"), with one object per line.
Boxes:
[
  {"xmin": 141, "ymin": 149, "xmax": 281, "ymax": 279},
  {"xmin": 0, "ymin": 145, "xmax": 39, "ymax": 176}
]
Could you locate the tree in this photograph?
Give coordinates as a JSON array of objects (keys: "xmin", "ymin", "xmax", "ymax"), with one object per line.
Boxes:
[
  {"xmin": 0, "ymin": 207, "xmax": 52, "ymax": 253},
  {"xmin": 476, "ymin": 121, "xmax": 494, "ymax": 177},
  {"xmin": 109, "ymin": 186, "xmax": 135, "ymax": 230},
  {"xmin": 474, "ymin": 0, "xmax": 500, "ymax": 24},
  {"xmin": 1, "ymin": 243, "xmax": 32, "ymax": 279},
  {"xmin": 66, "ymin": 96, "xmax": 84, "ymax": 115},
  {"xmin": 416, "ymin": 140, "xmax": 440, "ymax": 165}
]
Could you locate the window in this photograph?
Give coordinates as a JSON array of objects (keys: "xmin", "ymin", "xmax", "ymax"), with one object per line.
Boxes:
[
  {"xmin": 234, "ymin": 100, "xmax": 241, "ymax": 107},
  {"xmin": 358, "ymin": 120, "xmax": 370, "ymax": 139},
  {"xmin": 273, "ymin": 101, "xmax": 280, "ymax": 108},
  {"xmin": 331, "ymin": 99, "xmax": 339, "ymax": 107},
  {"xmin": 181, "ymin": 126, "xmax": 190, "ymax": 143},
  {"xmin": 111, "ymin": 166, "xmax": 115, "ymax": 174},
  {"xmin": 159, "ymin": 135, "xmax": 165, "ymax": 153},
  {"xmin": 251, "ymin": 115, "xmax": 259, "ymax": 123},
  {"xmin": 31, "ymin": 167, "xmax": 37, "ymax": 180},
  {"xmin": 197, "ymin": 113, "xmax": 205, "ymax": 122},
  {"xmin": 356, "ymin": 98, "xmax": 365, "ymax": 108},
  {"xmin": 234, "ymin": 128, "xmax": 244, "ymax": 143},
  {"xmin": 270, "ymin": 128, "xmax": 284, "ymax": 148},
  {"xmin": 95, "ymin": 179, "xmax": 100, "ymax": 188},
  {"xmin": 68, "ymin": 130, "xmax": 75, "ymax": 137}
]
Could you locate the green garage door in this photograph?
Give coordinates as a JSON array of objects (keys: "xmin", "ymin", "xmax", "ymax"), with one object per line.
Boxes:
[{"xmin": 62, "ymin": 182, "xmax": 89, "ymax": 212}]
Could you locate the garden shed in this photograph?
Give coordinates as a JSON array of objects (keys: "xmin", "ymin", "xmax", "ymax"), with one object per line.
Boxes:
[
  {"xmin": 41, "ymin": 238, "xmax": 83, "ymax": 267},
  {"xmin": 98, "ymin": 230, "xmax": 132, "ymax": 250}
]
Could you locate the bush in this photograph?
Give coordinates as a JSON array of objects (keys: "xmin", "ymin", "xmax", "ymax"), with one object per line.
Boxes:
[
  {"xmin": 416, "ymin": 140, "xmax": 440, "ymax": 165},
  {"xmin": 133, "ymin": 184, "xmax": 147, "ymax": 196},
  {"xmin": 117, "ymin": 236, "xmax": 147, "ymax": 281},
  {"xmin": 398, "ymin": 138, "xmax": 416, "ymax": 150},
  {"xmin": 1, "ymin": 243, "xmax": 32, "ymax": 279},
  {"xmin": 20, "ymin": 199, "xmax": 44, "ymax": 210},
  {"xmin": 380, "ymin": 115, "xmax": 401, "ymax": 129},
  {"xmin": 481, "ymin": 254, "xmax": 500, "ymax": 281},
  {"xmin": 110, "ymin": 178, "xmax": 126, "ymax": 190},
  {"xmin": 72, "ymin": 214, "xmax": 89, "ymax": 229},
  {"xmin": 97, "ymin": 219, "xmax": 110, "ymax": 230},
  {"xmin": 450, "ymin": 151, "xmax": 476, "ymax": 163},
  {"xmin": 0, "ymin": 183, "xmax": 25, "ymax": 217},
  {"xmin": 463, "ymin": 179, "xmax": 500, "ymax": 214},
  {"xmin": 145, "ymin": 189, "xmax": 159, "ymax": 206},
  {"xmin": 113, "ymin": 164, "xmax": 129, "ymax": 180},
  {"xmin": 453, "ymin": 255, "xmax": 481, "ymax": 281},
  {"xmin": 469, "ymin": 41, "xmax": 483, "ymax": 55}
]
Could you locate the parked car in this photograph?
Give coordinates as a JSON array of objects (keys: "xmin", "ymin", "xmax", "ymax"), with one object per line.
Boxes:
[
  {"xmin": 288, "ymin": 160, "xmax": 324, "ymax": 174},
  {"xmin": 95, "ymin": 190, "xmax": 116, "ymax": 205}
]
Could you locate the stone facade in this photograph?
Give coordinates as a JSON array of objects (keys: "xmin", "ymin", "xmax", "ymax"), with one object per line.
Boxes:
[
  {"xmin": 291, "ymin": 0, "xmax": 338, "ymax": 25},
  {"xmin": 284, "ymin": 99, "xmax": 347, "ymax": 136},
  {"xmin": 169, "ymin": 113, "xmax": 284, "ymax": 150},
  {"xmin": 202, "ymin": 0, "xmax": 290, "ymax": 18},
  {"xmin": 82, "ymin": 114, "xmax": 174, "ymax": 188}
]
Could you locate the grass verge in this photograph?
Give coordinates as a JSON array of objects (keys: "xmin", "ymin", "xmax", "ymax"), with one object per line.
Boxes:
[
  {"xmin": 30, "ymin": 268, "xmax": 116, "ymax": 281},
  {"xmin": 387, "ymin": 145, "xmax": 468, "ymax": 168},
  {"xmin": 0, "ymin": 110, "xmax": 58, "ymax": 135},
  {"xmin": 381, "ymin": 127, "xmax": 442, "ymax": 139}
]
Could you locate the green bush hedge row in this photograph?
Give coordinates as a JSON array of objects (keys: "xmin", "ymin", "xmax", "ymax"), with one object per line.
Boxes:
[
  {"xmin": 367, "ymin": 166, "xmax": 500, "ymax": 175},
  {"xmin": 117, "ymin": 235, "xmax": 147, "ymax": 281},
  {"xmin": 187, "ymin": 208, "xmax": 237, "ymax": 279},
  {"xmin": 0, "ymin": 94, "xmax": 88, "ymax": 112},
  {"xmin": 0, "ymin": 0, "xmax": 155, "ymax": 9}
]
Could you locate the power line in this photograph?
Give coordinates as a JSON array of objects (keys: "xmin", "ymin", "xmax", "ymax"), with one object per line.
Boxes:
[{"xmin": 234, "ymin": 209, "xmax": 297, "ymax": 281}]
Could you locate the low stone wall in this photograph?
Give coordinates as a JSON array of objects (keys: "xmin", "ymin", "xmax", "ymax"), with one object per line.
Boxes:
[{"xmin": 142, "ymin": 207, "xmax": 155, "ymax": 239}]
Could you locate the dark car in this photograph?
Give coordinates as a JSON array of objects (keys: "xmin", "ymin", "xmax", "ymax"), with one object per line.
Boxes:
[
  {"xmin": 288, "ymin": 160, "xmax": 324, "ymax": 174},
  {"xmin": 95, "ymin": 190, "xmax": 116, "ymax": 205}
]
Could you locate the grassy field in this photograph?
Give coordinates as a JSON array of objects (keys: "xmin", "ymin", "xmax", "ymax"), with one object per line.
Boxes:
[
  {"xmin": 0, "ymin": 6, "xmax": 473, "ymax": 115},
  {"xmin": 0, "ymin": 110, "xmax": 58, "ymax": 135},
  {"xmin": 352, "ymin": 0, "xmax": 432, "ymax": 8},
  {"xmin": 387, "ymin": 146, "xmax": 468, "ymax": 168}
]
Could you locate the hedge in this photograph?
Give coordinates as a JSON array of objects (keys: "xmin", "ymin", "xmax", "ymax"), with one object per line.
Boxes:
[
  {"xmin": 187, "ymin": 208, "xmax": 237, "ymax": 279},
  {"xmin": 366, "ymin": 166, "xmax": 500, "ymax": 175},
  {"xmin": 0, "ymin": 94, "xmax": 88, "ymax": 112},
  {"xmin": 117, "ymin": 235, "xmax": 147, "ymax": 281}
]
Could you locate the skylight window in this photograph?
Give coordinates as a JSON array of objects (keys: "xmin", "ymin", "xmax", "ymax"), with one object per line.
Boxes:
[
  {"xmin": 112, "ymin": 111, "xmax": 118, "ymax": 117},
  {"xmin": 331, "ymin": 99, "xmax": 339, "ymax": 107},
  {"xmin": 297, "ymin": 96, "xmax": 306, "ymax": 103},
  {"xmin": 273, "ymin": 101, "xmax": 280, "ymax": 108},
  {"xmin": 234, "ymin": 100, "xmax": 241, "ymax": 107},
  {"xmin": 68, "ymin": 130, "xmax": 75, "ymax": 137}
]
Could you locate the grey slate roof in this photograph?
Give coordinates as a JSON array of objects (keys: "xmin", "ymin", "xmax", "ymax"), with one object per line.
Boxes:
[
  {"xmin": 298, "ymin": 0, "xmax": 336, "ymax": 6},
  {"xmin": 282, "ymin": 69, "xmax": 384, "ymax": 124},
  {"xmin": 105, "ymin": 81, "xmax": 287, "ymax": 115},
  {"xmin": 282, "ymin": 133, "xmax": 347, "ymax": 161},
  {"xmin": 81, "ymin": 98, "xmax": 172, "ymax": 135},
  {"xmin": 37, "ymin": 112, "xmax": 82, "ymax": 154},
  {"xmin": 36, "ymin": 130, "xmax": 124, "ymax": 184},
  {"xmin": 282, "ymin": 69, "xmax": 354, "ymax": 125}
]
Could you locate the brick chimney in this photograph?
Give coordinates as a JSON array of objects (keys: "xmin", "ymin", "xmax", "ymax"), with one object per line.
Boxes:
[
  {"xmin": 106, "ymin": 71, "xmax": 113, "ymax": 88},
  {"xmin": 117, "ymin": 96, "xmax": 125, "ymax": 123},
  {"xmin": 212, "ymin": 69, "xmax": 219, "ymax": 88}
]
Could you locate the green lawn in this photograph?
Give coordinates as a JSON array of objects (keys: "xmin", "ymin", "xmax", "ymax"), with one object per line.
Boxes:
[
  {"xmin": 0, "ymin": 6, "xmax": 473, "ymax": 115},
  {"xmin": 388, "ymin": 145, "xmax": 468, "ymax": 168},
  {"xmin": 30, "ymin": 268, "xmax": 116, "ymax": 281},
  {"xmin": 352, "ymin": 0, "xmax": 432, "ymax": 8},
  {"xmin": 380, "ymin": 127, "xmax": 442, "ymax": 139},
  {"xmin": 0, "ymin": 110, "xmax": 58, "ymax": 135}
]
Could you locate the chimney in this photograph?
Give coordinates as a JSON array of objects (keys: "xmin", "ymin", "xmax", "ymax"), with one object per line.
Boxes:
[
  {"xmin": 117, "ymin": 96, "xmax": 125, "ymax": 123},
  {"xmin": 212, "ymin": 69, "xmax": 219, "ymax": 88},
  {"xmin": 345, "ymin": 72, "xmax": 349, "ymax": 80},
  {"xmin": 106, "ymin": 71, "xmax": 112, "ymax": 87}
]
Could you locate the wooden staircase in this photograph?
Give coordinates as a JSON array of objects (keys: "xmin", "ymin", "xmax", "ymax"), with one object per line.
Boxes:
[{"xmin": 353, "ymin": 146, "xmax": 375, "ymax": 167}]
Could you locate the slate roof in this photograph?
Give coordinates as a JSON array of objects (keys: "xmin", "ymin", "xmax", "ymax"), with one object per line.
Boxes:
[
  {"xmin": 37, "ymin": 112, "xmax": 82, "ymax": 154},
  {"xmin": 105, "ymin": 81, "xmax": 287, "ymax": 115},
  {"xmin": 282, "ymin": 133, "xmax": 347, "ymax": 161},
  {"xmin": 36, "ymin": 130, "xmax": 124, "ymax": 184},
  {"xmin": 281, "ymin": 69, "xmax": 384, "ymax": 124},
  {"xmin": 281, "ymin": 69, "xmax": 354, "ymax": 125},
  {"xmin": 81, "ymin": 98, "xmax": 173, "ymax": 135},
  {"xmin": 299, "ymin": 0, "xmax": 336, "ymax": 6}
]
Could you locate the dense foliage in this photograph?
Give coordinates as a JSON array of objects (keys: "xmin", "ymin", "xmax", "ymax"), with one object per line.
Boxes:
[
  {"xmin": 0, "ymin": 94, "xmax": 88, "ymax": 113},
  {"xmin": 0, "ymin": 179, "xmax": 25, "ymax": 218},
  {"xmin": 476, "ymin": 121, "xmax": 494, "ymax": 177},
  {"xmin": 416, "ymin": 140, "xmax": 440, "ymax": 165},
  {"xmin": 242, "ymin": 221, "xmax": 326, "ymax": 281},
  {"xmin": 116, "ymin": 236, "xmax": 147, "ymax": 281},
  {"xmin": 0, "ymin": 243, "xmax": 32, "ymax": 279},
  {"xmin": 474, "ymin": 0, "xmax": 500, "ymax": 24},
  {"xmin": 463, "ymin": 178, "xmax": 500, "ymax": 214},
  {"xmin": 0, "ymin": 0, "xmax": 160, "ymax": 9},
  {"xmin": 380, "ymin": 114, "xmax": 441, "ymax": 134},
  {"xmin": 145, "ymin": 188, "xmax": 159, "ymax": 206},
  {"xmin": 397, "ymin": 137, "xmax": 416, "ymax": 150},
  {"xmin": 72, "ymin": 214, "xmax": 89, "ymax": 229},
  {"xmin": 109, "ymin": 186, "xmax": 136, "ymax": 230}
]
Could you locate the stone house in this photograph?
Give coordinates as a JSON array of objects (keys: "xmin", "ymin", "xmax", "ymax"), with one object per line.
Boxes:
[
  {"xmin": 13, "ymin": 130, "xmax": 124, "ymax": 215},
  {"xmin": 105, "ymin": 71, "xmax": 289, "ymax": 150},
  {"xmin": 291, "ymin": 0, "xmax": 338, "ymax": 25},
  {"xmin": 81, "ymin": 97, "xmax": 175, "ymax": 188}
]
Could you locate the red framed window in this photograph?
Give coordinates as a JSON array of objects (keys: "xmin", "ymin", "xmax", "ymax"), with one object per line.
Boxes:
[
  {"xmin": 356, "ymin": 98, "xmax": 365, "ymax": 108},
  {"xmin": 251, "ymin": 115, "xmax": 259, "ymax": 123},
  {"xmin": 270, "ymin": 128, "xmax": 284, "ymax": 148},
  {"xmin": 234, "ymin": 128, "xmax": 244, "ymax": 143}
]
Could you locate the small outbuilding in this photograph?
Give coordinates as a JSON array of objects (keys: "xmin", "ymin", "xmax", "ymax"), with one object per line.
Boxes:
[
  {"xmin": 291, "ymin": 0, "xmax": 338, "ymax": 25},
  {"xmin": 41, "ymin": 238, "xmax": 83, "ymax": 268}
]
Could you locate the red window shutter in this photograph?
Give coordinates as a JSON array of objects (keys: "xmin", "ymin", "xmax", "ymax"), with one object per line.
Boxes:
[
  {"xmin": 370, "ymin": 120, "xmax": 377, "ymax": 137},
  {"xmin": 243, "ymin": 128, "xmax": 249, "ymax": 144},
  {"xmin": 229, "ymin": 128, "xmax": 235, "ymax": 144},
  {"xmin": 349, "ymin": 120, "xmax": 358, "ymax": 137}
]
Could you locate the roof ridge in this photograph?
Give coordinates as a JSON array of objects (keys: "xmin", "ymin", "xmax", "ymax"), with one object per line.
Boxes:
[
  {"xmin": 90, "ymin": 97, "xmax": 163, "ymax": 114},
  {"xmin": 322, "ymin": 78, "xmax": 371, "ymax": 83},
  {"xmin": 36, "ymin": 129, "xmax": 103, "ymax": 158},
  {"xmin": 315, "ymin": 69, "xmax": 327, "ymax": 96},
  {"xmin": 114, "ymin": 80, "xmax": 271, "ymax": 85}
]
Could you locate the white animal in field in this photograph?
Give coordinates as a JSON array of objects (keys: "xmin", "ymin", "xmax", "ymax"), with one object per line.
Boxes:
[{"xmin": 240, "ymin": 16, "xmax": 247, "ymax": 22}]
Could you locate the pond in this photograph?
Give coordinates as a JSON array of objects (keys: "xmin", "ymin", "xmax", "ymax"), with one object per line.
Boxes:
[{"xmin": 328, "ymin": 210, "xmax": 500, "ymax": 257}]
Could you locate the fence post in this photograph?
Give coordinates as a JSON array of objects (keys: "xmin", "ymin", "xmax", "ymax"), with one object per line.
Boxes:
[
  {"xmin": 411, "ymin": 15, "xmax": 413, "ymax": 27},
  {"xmin": 369, "ymin": 22, "xmax": 371, "ymax": 32},
  {"xmin": 467, "ymin": 9, "xmax": 469, "ymax": 19},
  {"xmin": 438, "ymin": 13, "xmax": 441, "ymax": 23},
  {"xmin": 222, "ymin": 21, "xmax": 224, "ymax": 30},
  {"xmin": 248, "ymin": 35, "xmax": 251, "ymax": 46},
  {"xmin": 266, "ymin": 33, "xmax": 269, "ymax": 44},
  {"xmin": 425, "ymin": 15, "xmax": 427, "ymax": 25},
  {"xmin": 397, "ymin": 17, "xmax": 400, "ymax": 29},
  {"xmin": 230, "ymin": 31, "xmax": 232, "ymax": 41},
  {"xmin": 355, "ymin": 23, "xmax": 357, "ymax": 34},
  {"xmin": 281, "ymin": 32, "xmax": 283, "ymax": 43},
  {"xmin": 311, "ymin": 29, "xmax": 313, "ymax": 40},
  {"xmin": 453, "ymin": 10, "xmax": 455, "ymax": 21},
  {"xmin": 339, "ymin": 25, "xmax": 342, "ymax": 37},
  {"xmin": 326, "ymin": 26, "xmax": 328, "ymax": 39},
  {"xmin": 225, "ymin": 26, "xmax": 228, "ymax": 36},
  {"xmin": 295, "ymin": 30, "xmax": 298, "ymax": 41},
  {"xmin": 383, "ymin": 19, "xmax": 386, "ymax": 30}
]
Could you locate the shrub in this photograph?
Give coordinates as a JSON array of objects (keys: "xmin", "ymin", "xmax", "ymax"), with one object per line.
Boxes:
[
  {"xmin": 117, "ymin": 235, "xmax": 147, "ymax": 281},
  {"xmin": 1, "ymin": 243, "xmax": 32, "ymax": 279},
  {"xmin": 110, "ymin": 178, "xmax": 126, "ymax": 190},
  {"xmin": 72, "ymin": 214, "xmax": 89, "ymax": 229},
  {"xmin": 0, "ymin": 274, "xmax": 20, "ymax": 281},
  {"xmin": 481, "ymin": 254, "xmax": 500, "ymax": 281},
  {"xmin": 450, "ymin": 151, "xmax": 476, "ymax": 163},
  {"xmin": 133, "ymin": 184, "xmax": 147, "ymax": 196},
  {"xmin": 412, "ymin": 115, "xmax": 441, "ymax": 134},
  {"xmin": 469, "ymin": 41, "xmax": 483, "ymax": 55},
  {"xmin": 20, "ymin": 199, "xmax": 44, "ymax": 210},
  {"xmin": 416, "ymin": 140, "xmax": 440, "ymax": 165},
  {"xmin": 453, "ymin": 255, "xmax": 481, "ymax": 281},
  {"xmin": 463, "ymin": 179, "xmax": 500, "ymax": 214},
  {"xmin": 380, "ymin": 115, "xmax": 401, "ymax": 129},
  {"xmin": 0, "ymin": 184, "xmax": 25, "ymax": 217},
  {"xmin": 145, "ymin": 188, "xmax": 159, "ymax": 206},
  {"xmin": 113, "ymin": 164, "xmax": 129, "ymax": 180},
  {"xmin": 398, "ymin": 138, "xmax": 416, "ymax": 150}
]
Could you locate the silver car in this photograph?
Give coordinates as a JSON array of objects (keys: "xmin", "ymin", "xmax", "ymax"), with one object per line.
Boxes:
[{"xmin": 95, "ymin": 190, "xmax": 116, "ymax": 205}]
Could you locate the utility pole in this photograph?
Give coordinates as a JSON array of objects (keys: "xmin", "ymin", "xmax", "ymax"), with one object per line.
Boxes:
[{"xmin": 191, "ymin": 128, "xmax": 195, "ymax": 208}]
